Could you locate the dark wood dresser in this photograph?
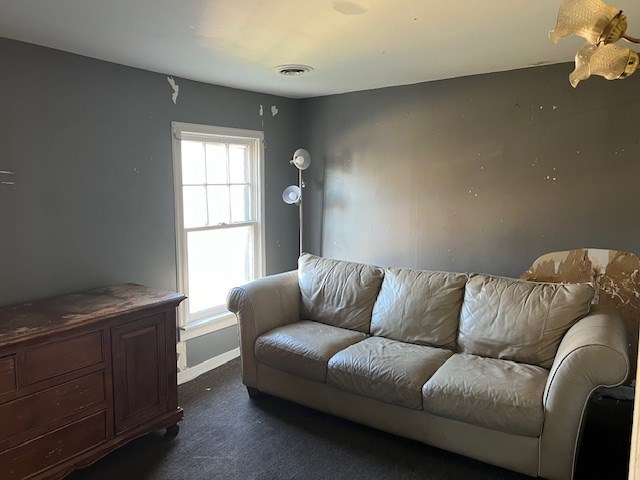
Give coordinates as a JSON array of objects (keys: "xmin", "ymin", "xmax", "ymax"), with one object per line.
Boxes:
[{"xmin": 0, "ymin": 284, "xmax": 185, "ymax": 480}]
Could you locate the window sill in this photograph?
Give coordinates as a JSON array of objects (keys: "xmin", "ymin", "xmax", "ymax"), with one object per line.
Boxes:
[{"xmin": 179, "ymin": 311, "xmax": 237, "ymax": 342}]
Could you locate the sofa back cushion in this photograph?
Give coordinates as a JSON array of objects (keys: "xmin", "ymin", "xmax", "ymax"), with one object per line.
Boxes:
[
  {"xmin": 459, "ymin": 274, "xmax": 595, "ymax": 368},
  {"xmin": 298, "ymin": 253, "xmax": 384, "ymax": 333},
  {"xmin": 370, "ymin": 268, "xmax": 468, "ymax": 349}
]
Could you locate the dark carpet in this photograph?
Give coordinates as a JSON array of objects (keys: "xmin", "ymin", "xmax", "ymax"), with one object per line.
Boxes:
[{"xmin": 68, "ymin": 358, "xmax": 633, "ymax": 479}]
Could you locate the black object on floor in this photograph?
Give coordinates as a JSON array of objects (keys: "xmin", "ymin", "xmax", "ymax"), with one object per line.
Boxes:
[
  {"xmin": 575, "ymin": 392, "xmax": 633, "ymax": 480},
  {"xmin": 68, "ymin": 358, "xmax": 632, "ymax": 479}
]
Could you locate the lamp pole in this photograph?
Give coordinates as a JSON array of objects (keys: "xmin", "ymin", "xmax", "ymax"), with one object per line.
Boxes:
[
  {"xmin": 298, "ymin": 168, "xmax": 303, "ymax": 257},
  {"xmin": 282, "ymin": 149, "xmax": 310, "ymax": 259}
]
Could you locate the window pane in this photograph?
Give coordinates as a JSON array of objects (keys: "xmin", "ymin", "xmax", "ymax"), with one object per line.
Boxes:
[
  {"xmin": 207, "ymin": 186, "xmax": 230, "ymax": 225},
  {"xmin": 181, "ymin": 141, "xmax": 206, "ymax": 184},
  {"xmin": 230, "ymin": 185, "xmax": 251, "ymax": 223},
  {"xmin": 183, "ymin": 186, "xmax": 207, "ymax": 228},
  {"xmin": 186, "ymin": 227, "xmax": 253, "ymax": 314},
  {"xmin": 206, "ymin": 143, "xmax": 227, "ymax": 184},
  {"xmin": 229, "ymin": 145, "xmax": 248, "ymax": 183}
]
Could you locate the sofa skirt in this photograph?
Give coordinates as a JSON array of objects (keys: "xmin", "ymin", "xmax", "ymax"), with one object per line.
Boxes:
[{"xmin": 256, "ymin": 363, "xmax": 540, "ymax": 477}]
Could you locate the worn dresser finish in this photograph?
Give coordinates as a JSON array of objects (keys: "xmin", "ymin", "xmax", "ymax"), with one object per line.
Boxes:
[{"xmin": 0, "ymin": 284, "xmax": 185, "ymax": 480}]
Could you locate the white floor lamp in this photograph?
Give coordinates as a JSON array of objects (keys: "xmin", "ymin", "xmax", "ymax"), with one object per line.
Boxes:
[{"xmin": 282, "ymin": 149, "xmax": 311, "ymax": 257}]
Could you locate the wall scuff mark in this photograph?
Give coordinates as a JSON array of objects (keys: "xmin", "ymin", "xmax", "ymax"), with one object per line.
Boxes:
[
  {"xmin": 167, "ymin": 76, "xmax": 180, "ymax": 104},
  {"xmin": 1, "ymin": 170, "xmax": 15, "ymax": 187},
  {"xmin": 271, "ymin": 105, "xmax": 279, "ymax": 117}
]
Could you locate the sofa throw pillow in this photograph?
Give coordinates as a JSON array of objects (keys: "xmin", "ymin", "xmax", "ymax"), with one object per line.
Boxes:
[
  {"xmin": 298, "ymin": 253, "xmax": 384, "ymax": 333},
  {"xmin": 459, "ymin": 274, "xmax": 595, "ymax": 368},
  {"xmin": 370, "ymin": 268, "xmax": 468, "ymax": 349}
]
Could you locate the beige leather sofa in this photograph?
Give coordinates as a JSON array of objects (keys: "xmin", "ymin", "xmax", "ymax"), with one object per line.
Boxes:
[{"xmin": 227, "ymin": 254, "xmax": 629, "ymax": 480}]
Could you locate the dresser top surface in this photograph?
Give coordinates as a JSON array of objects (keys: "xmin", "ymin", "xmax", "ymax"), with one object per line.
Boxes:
[{"xmin": 0, "ymin": 284, "xmax": 185, "ymax": 346}]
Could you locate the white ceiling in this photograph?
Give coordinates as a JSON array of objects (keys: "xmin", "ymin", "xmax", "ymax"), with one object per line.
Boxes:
[{"xmin": 2, "ymin": 0, "xmax": 640, "ymax": 98}]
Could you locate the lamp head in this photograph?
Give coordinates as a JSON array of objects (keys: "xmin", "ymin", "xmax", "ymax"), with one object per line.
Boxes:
[
  {"xmin": 550, "ymin": 0, "xmax": 640, "ymax": 86},
  {"xmin": 290, "ymin": 148, "xmax": 311, "ymax": 170},
  {"xmin": 570, "ymin": 42, "xmax": 639, "ymax": 87},
  {"xmin": 282, "ymin": 185, "xmax": 302, "ymax": 205},
  {"xmin": 550, "ymin": 0, "xmax": 622, "ymax": 45}
]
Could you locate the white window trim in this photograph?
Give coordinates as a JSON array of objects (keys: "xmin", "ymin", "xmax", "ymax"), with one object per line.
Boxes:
[
  {"xmin": 179, "ymin": 311, "xmax": 238, "ymax": 341},
  {"xmin": 171, "ymin": 122, "xmax": 266, "ymax": 336}
]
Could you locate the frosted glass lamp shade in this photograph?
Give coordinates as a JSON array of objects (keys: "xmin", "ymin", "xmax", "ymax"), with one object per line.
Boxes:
[
  {"xmin": 570, "ymin": 42, "xmax": 639, "ymax": 87},
  {"xmin": 291, "ymin": 149, "xmax": 311, "ymax": 170},
  {"xmin": 550, "ymin": 0, "xmax": 621, "ymax": 44}
]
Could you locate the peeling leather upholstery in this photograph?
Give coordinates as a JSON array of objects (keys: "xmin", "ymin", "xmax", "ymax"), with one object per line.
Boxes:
[
  {"xmin": 328, "ymin": 337, "xmax": 453, "ymax": 409},
  {"xmin": 298, "ymin": 253, "xmax": 384, "ymax": 333},
  {"xmin": 255, "ymin": 320, "xmax": 367, "ymax": 382},
  {"xmin": 371, "ymin": 268, "xmax": 467, "ymax": 349},
  {"xmin": 423, "ymin": 353, "xmax": 548, "ymax": 436},
  {"xmin": 459, "ymin": 274, "xmax": 595, "ymax": 368}
]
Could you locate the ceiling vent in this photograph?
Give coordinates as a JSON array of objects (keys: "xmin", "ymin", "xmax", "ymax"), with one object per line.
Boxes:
[{"xmin": 274, "ymin": 64, "xmax": 313, "ymax": 76}]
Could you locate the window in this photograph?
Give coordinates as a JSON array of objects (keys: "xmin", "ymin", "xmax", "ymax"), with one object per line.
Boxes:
[{"xmin": 172, "ymin": 122, "xmax": 265, "ymax": 333}]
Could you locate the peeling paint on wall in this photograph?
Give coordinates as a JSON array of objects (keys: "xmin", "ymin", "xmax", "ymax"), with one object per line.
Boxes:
[
  {"xmin": 167, "ymin": 76, "xmax": 180, "ymax": 104},
  {"xmin": 258, "ymin": 104, "xmax": 267, "ymax": 146},
  {"xmin": 523, "ymin": 248, "xmax": 640, "ymax": 382}
]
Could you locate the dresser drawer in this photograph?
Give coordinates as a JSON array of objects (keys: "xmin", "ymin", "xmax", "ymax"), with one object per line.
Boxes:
[
  {"xmin": 0, "ymin": 371, "xmax": 106, "ymax": 444},
  {"xmin": 0, "ymin": 410, "xmax": 107, "ymax": 480},
  {"xmin": 25, "ymin": 331, "xmax": 103, "ymax": 384},
  {"xmin": 0, "ymin": 355, "xmax": 17, "ymax": 395}
]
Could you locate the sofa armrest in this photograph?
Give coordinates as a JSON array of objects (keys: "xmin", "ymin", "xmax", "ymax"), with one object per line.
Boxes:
[
  {"xmin": 226, "ymin": 270, "xmax": 301, "ymax": 387},
  {"xmin": 539, "ymin": 305, "xmax": 629, "ymax": 480}
]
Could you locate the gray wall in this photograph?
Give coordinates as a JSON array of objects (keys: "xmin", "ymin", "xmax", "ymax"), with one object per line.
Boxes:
[
  {"xmin": 0, "ymin": 38, "xmax": 300, "ymax": 305},
  {"xmin": 186, "ymin": 325, "xmax": 238, "ymax": 368},
  {"xmin": 4, "ymin": 37, "xmax": 640, "ymax": 372},
  {"xmin": 300, "ymin": 64, "xmax": 640, "ymax": 276}
]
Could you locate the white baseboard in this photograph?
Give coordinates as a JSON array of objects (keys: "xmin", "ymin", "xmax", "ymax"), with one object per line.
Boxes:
[{"xmin": 177, "ymin": 347, "xmax": 240, "ymax": 385}]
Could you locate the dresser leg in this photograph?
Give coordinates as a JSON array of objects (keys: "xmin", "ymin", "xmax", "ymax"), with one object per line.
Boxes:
[{"xmin": 165, "ymin": 424, "xmax": 180, "ymax": 437}]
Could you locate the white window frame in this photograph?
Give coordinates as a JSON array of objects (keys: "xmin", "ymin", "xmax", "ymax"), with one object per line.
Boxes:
[{"xmin": 171, "ymin": 121, "xmax": 265, "ymax": 339}]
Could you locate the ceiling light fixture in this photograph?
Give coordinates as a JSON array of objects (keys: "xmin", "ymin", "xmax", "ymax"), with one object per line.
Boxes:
[
  {"xmin": 550, "ymin": 0, "xmax": 640, "ymax": 87},
  {"xmin": 274, "ymin": 64, "xmax": 313, "ymax": 76}
]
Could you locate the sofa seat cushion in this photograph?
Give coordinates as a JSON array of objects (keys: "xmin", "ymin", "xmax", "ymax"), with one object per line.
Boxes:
[
  {"xmin": 298, "ymin": 253, "xmax": 384, "ymax": 333},
  {"xmin": 371, "ymin": 268, "xmax": 468, "ymax": 349},
  {"xmin": 459, "ymin": 274, "xmax": 595, "ymax": 368},
  {"xmin": 327, "ymin": 337, "xmax": 453, "ymax": 410},
  {"xmin": 422, "ymin": 353, "xmax": 549, "ymax": 437},
  {"xmin": 255, "ymin": 321, "xmax": 367, "ymax": 382}
]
